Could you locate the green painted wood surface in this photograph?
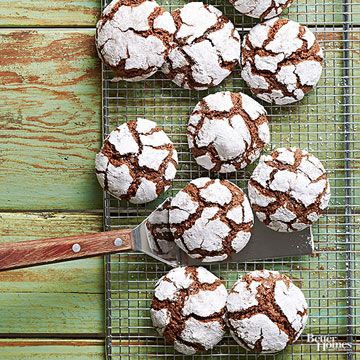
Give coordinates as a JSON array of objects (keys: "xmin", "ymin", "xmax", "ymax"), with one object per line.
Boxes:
[
  {"xmin": 0, "ymin": 339, "xmax": 104, "ymax": 360},
  {"xmin": 0, "ymin": 212, "xmax": 104, "ymax": 335},
  {"xmin": 0, "ymin": 292, "xmax": 104, "ymax": 335},
  {"xmin": 0, "ymin": 29, "xmax": 102, "ymax": 211},
  {"xmin": 0, "ymin": 0, "xmax": 100, "ymax": 27},
  {"xmin": 1, "ymin": 0, "xmax": 359, "ymax": 27}
]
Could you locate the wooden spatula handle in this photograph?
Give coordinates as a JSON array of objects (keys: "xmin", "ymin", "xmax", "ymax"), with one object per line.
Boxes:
[{"xmin": 0, "ymin": 229, "xmax": 133, "ymax": 271}]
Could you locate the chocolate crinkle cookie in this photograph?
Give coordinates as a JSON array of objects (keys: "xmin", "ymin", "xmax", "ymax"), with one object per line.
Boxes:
[
  {"xmin": 226, "ymin": 269, "xmax": 308, "ymax": 353},
  {"xmin": 169, "ymin": 178, "xmax": 253, "ymax": 262},
  {"xmin": 248, "ymin": 147, "xmax": 330, "ymax": 232},
  {"xmin": 188, "ymin": 91, "xmax": 270, "ymax": 173},
  {"xmin": 146, "ymin": 199, "xmax": 177, "ymax": 260},
  {"xmin": 95, "ymin": 118, "xmax": 178, "ymax": 204},
  {"xmin": 96, "ymin": 0, "xmax": 176, "ymax": 81},
  {"xmin": 150, "ymin": 266, "xmax": 227, "ymax": 355},
  {"xmin": 230, "ymin": 0, "xmax": 294, "ymax": 20},
  {"xmin": 241, "ymin": 18, "xmax": 324, "ymax": 104},
  {"xmin": 162, "ymin": 2, "xmax": 241, "ymax": 90}
]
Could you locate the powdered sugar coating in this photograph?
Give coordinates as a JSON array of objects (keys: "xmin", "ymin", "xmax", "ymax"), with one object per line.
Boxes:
[
  {"xmin": 169, "ymin": 178, "xmax": 253, "ymax": 262},
  {"xmin": 241, "ymin": 18, "xmax": 323, "ymax": 104},
  {"xmin": 95, "ymin": 118, "xmax": 178, "ymax": 204},
  {"xmin": 230, "ymin": 0, "xmax": 294, "ymax": 20},
  {"xmin": 188, "ymin": 91, "xmax": 270, "ymax": 173},
  {"xmin": 96, "ymin": 0, "xmax": 175, "ymax": 81},
  {"xmin": 146, "ymin": 199, "xmax": 177, "ymax": 260},
  {"xmin": 226, "ymin": 270, "xmax": 308, "ymax": 353},
  {"xmin": 248, "ymin": 147, "xmax": 330, "ymax": 232},
  {"xmin": 162, "ymin": 2, "xmax": 241, "ymax": 90},
  {"xmin": 151, "ymin": 266, "xmax": 227, "ymax": 354}
]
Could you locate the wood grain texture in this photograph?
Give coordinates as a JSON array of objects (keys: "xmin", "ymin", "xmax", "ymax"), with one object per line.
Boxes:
[
  {"xmin": 0, "ymin": 29, "xmax": 102, "ymax": 211},
  {"xmin": 0, "ymin": 292, "xmax": 104, "ymax": 335},
  {"xmin": 0, "ymin": 229, "xmax": 132, "ymax": 270},
  {"xmin": 0, "ymin": 339, "xmax": 104, "ymax": 360},
  {"xmin": 0, "ymin": 0, "xmax": 100, "ymax": 27},
  {"xmin": 0, "ymin": 0, "xmax": 355, "ymax": 27},
  {"xmin": 0, "ymin": 212, "xmax": 105, "ymax": 336}
]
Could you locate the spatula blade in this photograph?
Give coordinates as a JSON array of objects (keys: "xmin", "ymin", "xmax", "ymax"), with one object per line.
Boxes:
[
  {"xmin": 132, "ymin": 199, "xmax": 179, "ymax": 267},
  {"xmin": 180, "ymin": 218, "xmax": 314, "ymax": 265},
  {"xmin": 133, "ymin": 199, "xmax": 314, "ymax": 267}
]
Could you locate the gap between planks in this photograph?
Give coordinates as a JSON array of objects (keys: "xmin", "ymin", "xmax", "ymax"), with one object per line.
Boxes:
[{"xmin": 0, "ymin": 334, "xmax": 104, "ymax": 341}]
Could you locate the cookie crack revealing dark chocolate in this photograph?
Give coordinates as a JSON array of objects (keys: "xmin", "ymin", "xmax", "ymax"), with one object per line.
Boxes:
[
  {"xmin": 249, "ymin": 148, "xmax": 329, "ymax": 231},
  {"xmin": 151, "ymin": 267, "xmax": 227, "ymax": 354},
  {"xmin": 226, "ymin": 271, "xmax": 308, "ymax": 352},
  {"xmin": 241, "ymin": 18, "xmax": 323, "ymax": 104},
  {"xmin": 170, "ymin": 179, "xmax": 253, "ymax": 260},
  {"xmin": 163, "ymin": 2, "xmax": 240, "ymax": 90},
  {"xmin": 103, "ymin": 121, "xmax": 176, "ymax": 197},
  {"xmin": 230, "ymin": 0, "xmax": 294, "ymax": 20},
  {"xmin": 99, "ymin": 0, "xmax": 147, "ymax": 27},
  {"xmin": 96, "ymin": 119, "xmax": 177, "ymax": 204},
  {"xmin": 96, "ymin": 0, "xmax": 175, "ymax": 81},
  {"xmin": 146, "ymin": 201, "xmax": 175, "ymax": 256},
  {"xmin": 249, "ymin": 178, "xmax": 327, "ymax": 230},
  {"xmin": 268, "ymin": 149, "xmax": 326, "ymax": 185},
  {"xmin": 188, "ymin": 92, "xmax": 269, "ymax": 172}
]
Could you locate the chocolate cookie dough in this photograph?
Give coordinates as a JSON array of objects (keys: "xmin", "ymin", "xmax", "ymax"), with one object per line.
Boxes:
[
  {"xmin": 188, "ymin": 91, "xmax": 270, "ymax": 173},
  {"xmin": 162, "ymin": 2, "xmax": 241, "ymax": 90},
  {"xmin": 96, "ymin": 0, "xmax": 176, "ymax": 81},
  {"xmin": 226, "ymin": 270, "xmax": 308, "ymax": 353},
  {"xmin": 230, "ymin": 0, "xmax": 294, "ymax": 20},
  {"xmin": 151, "ymin": 266, "xmax": 227, "ymax": 355},
  {"xmin": 248, "ymin": 147, "xmax": 330, "ymax": 232},
  {"xmin": 241, "ymin": 18, "xmax": 324, "ymax": 104},
  {"xmin": 95, "ymin": 118, "xmax": 178, "ymax": 204},
  {"xmin": 169, "ymin": 178, "xmax": 253, "ymax": 262},
  {"xmin": 146, "ymin": 199, "xmax": 177, "ymax": 260}
]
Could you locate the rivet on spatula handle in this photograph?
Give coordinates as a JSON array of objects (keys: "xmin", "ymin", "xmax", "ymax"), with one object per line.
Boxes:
[{"xmin": 0, "ymin": 229, "xmax": 134, "ymax": 271}]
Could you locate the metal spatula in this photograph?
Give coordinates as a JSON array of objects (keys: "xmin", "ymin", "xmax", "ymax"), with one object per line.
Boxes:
[{"xmin": 0, "ymin": 199, "xmax": 313, "ymax": 271}]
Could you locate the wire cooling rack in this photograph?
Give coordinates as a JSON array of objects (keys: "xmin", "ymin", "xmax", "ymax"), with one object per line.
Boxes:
[{"xmin": 101, "ymin": 0, "xmax": 359, "ymax": 358}]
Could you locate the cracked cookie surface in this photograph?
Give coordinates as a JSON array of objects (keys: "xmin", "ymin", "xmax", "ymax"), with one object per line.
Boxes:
[
  {"xmin": 169, "ymin": 178, "xmax": 253, "ymax": 262},
  {"xmin": 162, "ymin": 2, "xmax": 241, "ymax": 90},
  {"xmin": 248, "ymin": 147, "xmax": 330, "ymax": 232},
  {"xmin": 146, "ymin": 199, "xmax": 177, "ymax": 260},
  {"xmin": 96, "ymin": 0, "xmax": 176, "ymax": 81},
  {"xmin": 95, "ymin": 118, "xmax": 178, "ymax": 204},
  {"xmin": 188, "ymin": 91, "xmax": 270, "ymax": 173},
  {"xmin": 151, "ymin": 266, "xmax": 227, "ymax": 355},
  {"xmin": 230, "ymin": 0, "xmax": 294, "ymax": 20},
  {"xmin": 226, "ymin": 269, "xmax": 308, "ymax": 353},
  {"xmin": 241, "ymin": 18, "xmax": 323, "ymax": 104}
]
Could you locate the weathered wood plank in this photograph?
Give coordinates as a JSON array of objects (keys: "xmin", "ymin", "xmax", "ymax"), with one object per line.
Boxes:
[
  {"xmin": 0, "ymin": 212, "xmax": 102, "ymax": 243},
  {"xmin": 0, "ymin": 0, "xmax": 354, "ymax": 27},
  {"xmin": 0, "ymin": 339, "xmax": 104, "ymax": 360},
  {"xmin": 0, "ymin": 292, "xmax": 104, "ymax": 334},
  {"xmin": 0, "ymin": 29, "xmax": 102, "ymax": 211},
  {"xmin": 0, "ymin": 0, "xmax": 100, "ymax": 27},
  {"xmin": 0, "ymin": 212, "xmax": 104, "ymax": 334},
  {"xmin": 0, "ymin": 212, "xmax": 103, "ymax": 293}
]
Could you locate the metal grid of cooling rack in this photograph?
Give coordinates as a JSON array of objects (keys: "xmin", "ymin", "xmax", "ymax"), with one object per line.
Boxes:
[{"xmin": 101, "ymin": 0, "xmax": 359, "ymax": 357}]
